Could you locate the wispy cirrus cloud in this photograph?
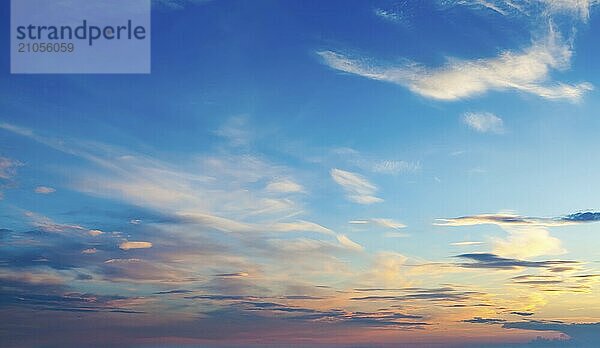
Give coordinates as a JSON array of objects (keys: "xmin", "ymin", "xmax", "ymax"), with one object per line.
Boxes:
[
  {"xmin": 448, "ymin": 0, "xmax": 599, "ymax": 22},
  {"xmin": 350, "ymin": 218, "xmax": 406, "ymax": 229},
  {"xmin": 0, "ymin": 156, "xmax": 22, "ymax": 199},
  {"xmin": 318, "ymin": 27, "xmax": 591, "ymax": 102},
  {"xmin": 0, "ymin": 156, "xmax": 21, "ymax": 179},
  {"xmin": 265, "ymin": 179, "xmax": 304, "ymax": 193},
  {"xmin": 152, "ymin": 0, "xmax": 210, "ymax": 10},
  {"xmin": 462, "ymin": 112, "xmax": 505, "ymax": 133},
  {"xmin": 330, "ymin": 168, "xmax": 382, "ymax": 204},
  {"xmin": 34, "ymin": 186, "xmax": 56, "ymax": 194}
]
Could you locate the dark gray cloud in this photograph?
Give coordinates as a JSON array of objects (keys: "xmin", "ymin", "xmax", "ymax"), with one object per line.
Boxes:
[
  {"xmin": 503, "ymin": 321, "xmax": 600, "ymax": 347},
  {"xmin": 153, "ymin": 289, "xmax": 193, "ymax": 295},
  {"xmin": 0, "ymin": 276, "xmax": 142, "ymax": 314},
  {"xmin": 463, "ymin": 317, "xmax": 506, "ymax": 324},
  {"xmin": 455, "ymin": 253, "xmax": 579, "ymax": 270},
  {"xmin": 350, "ymin": 287, "xmax": 479, "ymax": 303},
  {"xmin": 561, "ymin": 212, "xmax": 600, "ymax": 222}
]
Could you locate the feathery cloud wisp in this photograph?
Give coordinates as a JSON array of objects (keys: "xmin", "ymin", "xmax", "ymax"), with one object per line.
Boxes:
[
  {"xmin": 318, "ymin": 30, "xmax": 592, "ymax": 102},
  {"xmin": 330, "ymin": 168, "xmax": 383, "ymax": 204},
  {"xmin": 462, "ymin": 112, "xmax": 505, "ymax": 133},
  {"xmin": 35, "ymin": 186, "xmax": 56, "ymax": 194}
]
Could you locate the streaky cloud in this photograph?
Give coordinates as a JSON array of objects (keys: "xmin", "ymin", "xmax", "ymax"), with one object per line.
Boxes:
[
  {"xmin": 318, "ymin": 29, "xmax": 592, "ymax": 102},
  {"xmin": 455, "ymin": 253, "xmax": 579, "ymax": 269}
]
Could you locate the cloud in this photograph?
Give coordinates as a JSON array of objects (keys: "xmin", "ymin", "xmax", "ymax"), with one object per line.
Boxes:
[
  {"xmin": 443, "ymin": 0, "xmax": 598, "ymax": 22},
  {"xmin": 455, "ymin": 253, "xmax": 579, "ymax": 269},
  {"xmin": 374, "ymin": 8, "xmax": 406, "ymax": 23},
  {"xmin": 450, "ymin": 241, "xmax": 484, "ymax": 246},
  {"xmin": 502, "ymin": 321, "xmax": 600, "ymax": 346},
  {"xmin": 35, "ymin": 186, "xmax": 56, "ymax": 194},
  {"xmin": 24, "ymin": 211, "xmax": 103, "ymax": 237},
  {"xmin": 462, "ymin": 112, "xmax": 505, "ymax": 133},
  {"xmin": 437, "ymin": 211, "xmax": 600, "ymax": 257},
  {"xmin": 371, "ymin": 218, "xmax": 407, "ymax": 229},
  {"xmin": 330, "ymin": 168, "xmax": 383, "ymax": 204},
  {"xmin": 119, "ymin": 241, "xmax": 153, "ymax": 250},
  {"xmin": 492, "ymin": 226, "xmax": 565, "ymax": 258},
  {"xmin": 88, "ymin": 229, "xmax": 104, "ymax": 236},
  {"xmin": 436, "ymin": 211, "xmax": 600, "ymax": 227},
  {"xmin": 214, "ymin": 116, "xmax": 252, "ymax": 147},
  {"xmin": 318, "ymin": 29, "xmax": 592, "ymax": 102},
  {"xmin": 350, "ymin": 218, "xmax": 406, "ymax": 229},
  {"xmin": 437, "ymin": 212, "xmax": 573, "ymax": 258},
  {"xmin": 371, "ymin": 160, "xmax": 421, "ymax": 175},
  {"xmin": 0, "ymin": 156, "xmax": 21, "ymax": 179},
  {"xmin": 213, "ymin": 272, "xmax": 249, "ymax": 278},
  {"xmin": 562, "ymin": 211, "xmax": 600, "ymax": 222},
  {"xmin": 351, "ymin": 286, "xmax": 480, "ymax": 303},
  {"xmin": 463, "ymin": 317, "xmax": 506, "ymax": 324},
  {"xmin": 542, "ymin": 0, "xmax": 598, "ymax": 21},
  {"xmin": 152, "ymin": 0, "xmax": 210, "ymax": 10},
  {"xmin": 81, "ymin": 248, "xmax": 97, "ymax": 254},
  {"xmin": 331, "ymin": 147, "xmax": 420, "ymax": 175},
  {"xmin": 265, "ymin": 179, "xmax": 304, "ymax": 193},
  {"xmin": 336, "ymin": 234, "xmax": 364, "ymax": 251},
  {"xmin": 0, "ymin": 156, "xmax": 22, "ymax": 199}
]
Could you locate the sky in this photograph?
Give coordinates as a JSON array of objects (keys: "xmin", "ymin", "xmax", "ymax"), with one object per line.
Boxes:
[{"xmin": 2, "ymin": 0, "xmax": 600, "ymax": 347}]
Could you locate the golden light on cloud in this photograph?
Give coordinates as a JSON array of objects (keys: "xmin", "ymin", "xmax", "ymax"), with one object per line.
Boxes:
[{"xmin": 119, "ymin": 241, "xmax": 153, "ymax": 250}]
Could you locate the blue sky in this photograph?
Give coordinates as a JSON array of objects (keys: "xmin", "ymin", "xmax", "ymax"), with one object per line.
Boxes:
[{"xmin": 2, "ymin": 0, "xmax": 600, "ymax": 347}]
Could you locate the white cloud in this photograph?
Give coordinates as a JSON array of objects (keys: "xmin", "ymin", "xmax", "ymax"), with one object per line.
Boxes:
[
  {"xmin": 265, "ymin": 179, "xmax": 304, "ymax": 193},
  {"xmin": 318, "ymin": 29, "xmax": 592, "ymax": 102},
  {"xmin": 81, "ymin": 248, "xmax": 98, "ymax": 254},
  {"xmin": 462, "ymin": 112, "xmax": 505, "ymax": 133},
  {"xmin": 363, "ymin": 252, "xmax": 409, "ymax": 287},
  {"xmin": 493, "ymin": 226, "xmax": 566, "ymax": 258},
  {"xmin": 34, "ymin": 186, "xmax": 56, "ymax": 194},
  {"xmin": 542, "ymin": 0, "xmax": 598, "ymax": 21},
  {"xmin": 25, "ymin": 211, "xmax": 101, "ymax": 236},
  {"xmin": 444, "ymin": 0, "xmax": 599, "ymax": 21},
  {"xmin": 347, "ymin": 194, "xmax": 384, "ymax": 204},
  {"xmin": 330, "ymin": 147, "xmax": 420, "ymax": 175},
  {"xmin": 336, "ymin": 234, "xmax": 364, "ymax": 251},
  {"xmin": 437, "ymin": 212, "xmax": 569, "ymax": 258},
  {"xmin": 330, "ymin": 168, "xmax": 383, "ymax": 204},
  {"xmin": 450, "ymin": 241, "xmax": 484, "ymax": 246},
  {"xmin": 374, "ymin": 8, "xmax": 408, "ymax": 24},
  {"xmin": 153, "ymin": 0, "xmax": 210, "ymax": 10},
  {"xmin": 349, "ymin": 218, "xmax": 406, "ymax": 228},
  {"xmin": 371, "ymin": 218, "xmax": 407, "ymax": 229},
  {"xmin": 214, "ymin": 116, "xmax": 252, "ymax": 147},
  {"xmin": 371, "ymin": 160, "xmax": 421, "ymax": 175},
  {"xmin": 119, "ymin": 241, "xmax": 153, "ymax": 250},
  {"xmin": 271, "ymin": 220, "xmax": 336, "ymax": 236},
  {"xmin": 88, "ymin": 229, "xmax": 104, "ymax": 236},
  {"xmin": 0, "ymin": 156, "xmax": 21, "ymax": 179}
]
